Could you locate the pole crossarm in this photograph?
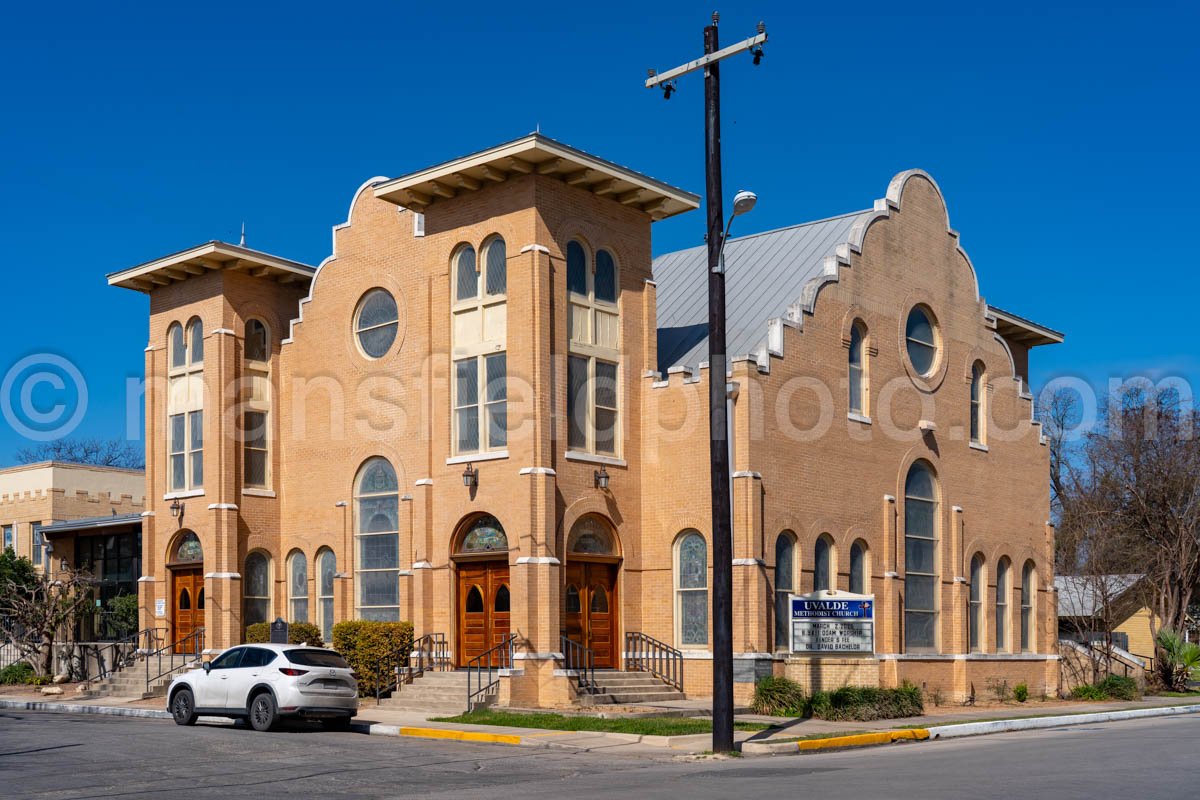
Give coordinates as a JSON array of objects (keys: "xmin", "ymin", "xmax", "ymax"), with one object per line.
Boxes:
[{"xmin": 645, "ymin": 31, "xmax": 767, "ymax": 88}]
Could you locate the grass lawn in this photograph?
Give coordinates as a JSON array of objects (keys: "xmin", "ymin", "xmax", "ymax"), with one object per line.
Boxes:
[{"xmin": 430, "ymin": 709, "xmax": 771, "ymax": 736}]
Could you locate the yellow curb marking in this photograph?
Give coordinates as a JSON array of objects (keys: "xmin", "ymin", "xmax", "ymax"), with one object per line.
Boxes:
[
  {"xmin": 397, "ymin": 726, "xmax": 522, "ymax": 746},
  {"xmin": 796, "ymin": 729, "xmax": 930, "ymax": 751}
]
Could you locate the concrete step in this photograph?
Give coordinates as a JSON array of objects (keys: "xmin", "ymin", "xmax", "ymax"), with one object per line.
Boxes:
[
  {"xmin": 395, "ymin": 688, "xmax": 470, "ymax": 702},
  {"xmin": 403, "ymin": 671, "xmax": 469, "ymax": 685},
  {"xmin": 604, "ymin": 690, "xmax": 686, "ymax": 704}
]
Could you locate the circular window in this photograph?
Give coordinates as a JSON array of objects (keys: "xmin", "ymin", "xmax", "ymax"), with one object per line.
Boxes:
[
  {"xmin": 905, "ymin": 306, "xmax": 938, "ymax": 376},
  {"xmin": 354, "ymin": 289, "xmax": 399, "ymax": 359}
]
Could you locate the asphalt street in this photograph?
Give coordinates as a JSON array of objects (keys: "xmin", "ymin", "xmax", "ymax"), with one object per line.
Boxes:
[{"xmin": 1, "ymin": 710, "xmax": 1196, "ymax": 800}]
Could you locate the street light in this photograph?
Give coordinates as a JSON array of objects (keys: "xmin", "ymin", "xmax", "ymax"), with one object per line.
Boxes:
[{"xmin": 717, "ymin": 190, "xmax": 757, "ymax": 274}]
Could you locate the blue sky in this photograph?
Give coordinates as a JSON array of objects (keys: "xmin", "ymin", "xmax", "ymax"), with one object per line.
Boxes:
[{"xmin": 0, "ymin": 0, "xmax": 1196, "ymax": 462}]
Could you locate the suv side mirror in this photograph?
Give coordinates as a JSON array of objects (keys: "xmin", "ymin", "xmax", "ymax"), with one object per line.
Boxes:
[{"xmin": 202, "ymin": 661, "xmax": 211, "ymax": 674}]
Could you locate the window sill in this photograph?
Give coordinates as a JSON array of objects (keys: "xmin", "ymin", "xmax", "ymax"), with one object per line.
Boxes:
[
  {"xmin": 847, "ymin": 412, "xmax": 872, "ymax": 425},
  {"xmin": 242, "ymin": 488, "xmax": 276, "ymax": 498},
  {"xmin": 565, "ymin": 451, "xmax": 627, "ymax": 467},
  {"xmin": 163, "ymin": 489, "xmax": 204, "ymax": 500},
  {"xmin": 446, "ymin": 450, "xmax": 508, "ymax": 466},
  {"xmin": 969, "ymin": 441, "xmax": 989, "ymax": 452}
]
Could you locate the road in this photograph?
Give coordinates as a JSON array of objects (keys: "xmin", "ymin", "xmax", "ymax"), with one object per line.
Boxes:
[{"xmin": 1, "ymin": 710, "xmax": 1195, "ymax": 799}]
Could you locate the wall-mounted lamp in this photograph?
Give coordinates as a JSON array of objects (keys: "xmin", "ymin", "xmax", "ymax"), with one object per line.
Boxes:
[
  {"xmin": 594, "ymin": 466, "xmax": 610, "ymax": 491},
  {"xmin": 462, "ymin": 463, "xmax": 478, "ymax": 488},
  {"xmin": 334, "ymin": 501, "xmax": 348, "ymax": 508},
  {"xmin": 169, "ymin": 499, "xmax": 184, "ymax": 519},
  {"xmin": 60, "ymin": 558, "xmax": 69, "ymax": 572}
]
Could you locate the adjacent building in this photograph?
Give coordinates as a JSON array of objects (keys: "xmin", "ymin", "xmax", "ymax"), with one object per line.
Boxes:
[{"xmin": 109, "ymin": 134, "xmax": 1062, "ymax": 703}]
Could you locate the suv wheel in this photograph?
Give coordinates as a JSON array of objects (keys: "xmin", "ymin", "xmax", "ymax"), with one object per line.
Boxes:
[
  {"xmin": 171, "ymin": 688, "xmax": 198, "ymax": 726},
  {"xmin": 248, "ymin": 692, "xmax": 278, "ymax": 732}
]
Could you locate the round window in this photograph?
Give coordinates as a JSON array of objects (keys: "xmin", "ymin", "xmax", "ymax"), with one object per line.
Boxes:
[
  {"xmin": 354, "ymin": 289, "xmax": 399, "ymax": 359},
  {"xmin": 905, "ymin": 306, "xmax": 938, "ymax": 376}
]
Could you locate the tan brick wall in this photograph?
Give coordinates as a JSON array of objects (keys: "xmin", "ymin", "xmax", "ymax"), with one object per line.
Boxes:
[{"xmin": 131, "ymin": 159, "xmax": 1059, "ymax": 703}]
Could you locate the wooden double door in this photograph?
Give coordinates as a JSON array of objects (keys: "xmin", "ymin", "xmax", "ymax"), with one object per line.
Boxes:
[
  {"xmin": 456, "ymin": 560, "xmax": 511, "ymax": 667},
  {"xmin": 563, "ymin": 561, "xmax": 619, "ymax": 669},
  {"xmin": 172, "ymin": 568, "xmax": 205, "ymax": 653}
]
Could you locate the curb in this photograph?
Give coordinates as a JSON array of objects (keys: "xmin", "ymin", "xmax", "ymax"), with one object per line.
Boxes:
[
  {"xmin": 742, "ymin": 728, "xmax": 928, "ymax": 755},
  {"xmin": 0, "ymin": 698, "xmax": 172, "ymax": 720},
  {"xmin": 926, "ymin": 703, "xmax": 1200, "ymax": 739},
  {"xmin": 359, "ymin": 723, "xmax": 523, "ymax": 746}
]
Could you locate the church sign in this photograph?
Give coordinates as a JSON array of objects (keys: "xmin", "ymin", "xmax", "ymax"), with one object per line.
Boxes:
[{"xmin": 789, "ymin": 591, "xmax": 875, "ymax": 654}]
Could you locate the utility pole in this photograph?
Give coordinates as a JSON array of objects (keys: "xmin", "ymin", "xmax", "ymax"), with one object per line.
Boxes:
[{"xmin": 646, "ymin": 13, "xmax": 767, "ymax": 754}]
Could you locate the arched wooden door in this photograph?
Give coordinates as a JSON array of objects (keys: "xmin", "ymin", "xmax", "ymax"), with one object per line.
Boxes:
[
  {"xmin": 172, "ymin": 568, "xmax": 205, "ymax": 652},
  {"xmin": 563, "ymin": 561, "xmax": 619, "ymax": 668},
  {"xmin": 456, "ymin": 560, "xmax": 510, "ymax": 667}
]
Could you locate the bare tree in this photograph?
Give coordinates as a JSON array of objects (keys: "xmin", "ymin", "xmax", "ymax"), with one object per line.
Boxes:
[
  {"xmin": 15, "ymin": 438, "xmax": 144, "ymax": 470},
  {"xmin": 0, "ymin": 567, "xmax": 96, "ymax": 676}
]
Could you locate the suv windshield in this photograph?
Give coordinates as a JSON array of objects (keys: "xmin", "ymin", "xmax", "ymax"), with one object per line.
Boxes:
[{"xmin": 285, "ymin": 649, "xmax": 350, "ymax": 669}]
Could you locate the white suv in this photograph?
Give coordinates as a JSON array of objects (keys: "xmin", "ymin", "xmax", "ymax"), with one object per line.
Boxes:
[{"xmin": 167, "ymin": 643, "xmax": 359, "ymax": 731}]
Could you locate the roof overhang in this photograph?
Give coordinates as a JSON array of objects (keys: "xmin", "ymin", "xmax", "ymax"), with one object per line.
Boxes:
[
  {"xmin": 38, "ymin": 513, "xmax": 142, "ymax": 537},
  {"xmin": 373, "ymin": 133, "xmax": 700, "ymax": 221},
  {"xmin": 107, "ymin": 241, "xmax": 316, "ymax": 294},
  {"xmin": 988, "ymin": 305, "xmax": 1064, "ymax": 347}
]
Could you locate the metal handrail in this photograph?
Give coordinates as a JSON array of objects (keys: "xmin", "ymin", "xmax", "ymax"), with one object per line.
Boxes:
[
  {"xmin": 369, "ymin": 636, "xmax": 419, "ymax": 705},
  {"xmin": 466, "ymin": 634, "xmax": 515, "ymax": 712},
  {"xmin": 625, "ymin": 631, "xmax": 683, "ymax": 693},
  {"xmin": 403, "ymin": 633, "xmax": 450, "ymax": 685},
  {"xmin": 145, "ymin": 628, "xmax": 204, "ymax": 694},
  {"xmin": 559, "ymin": 635, "xmax": 596, "ymax": 694},
  {"xmin": 90, "ymin": 626, "xmax": 160, "ymax": 681}
]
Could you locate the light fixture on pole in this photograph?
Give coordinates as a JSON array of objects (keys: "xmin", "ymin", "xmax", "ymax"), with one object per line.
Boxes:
[
  {"xmin": 594, "ymin": 466, "xmax": 610, "ymax": 491},
  {"xmin": 716, "ymin": 190, "xmax": 757, "ymax": 274},
  {"xmin": 645, "ymin": 13, "xmax": 768, "ymax": 755},
  {"xmin": 462, "ymin": 463, "xmax": 478, "ymax": 488}
]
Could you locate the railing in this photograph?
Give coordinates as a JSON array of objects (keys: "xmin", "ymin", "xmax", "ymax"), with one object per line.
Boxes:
[
  {"xmin": 625, "ymin": 632, "xmax": 683, "ymax": 693},
  {"xmin": 466, "ymin": 634, "xmax": 515, "ymax": 712},
  {"xmin": 146, "ymin": 628, "xmax": 204, "ymax": 694},
  {"xmin": 87, "ymin": 627, "xmax": 160, "ymax": 681},
  {"xmin": 559, "ymin": 635, "xmax": 596, "ymax": 695},
  {"xmin": 403, "ymin": 633, "xmax": 450, "ymax": 685}
]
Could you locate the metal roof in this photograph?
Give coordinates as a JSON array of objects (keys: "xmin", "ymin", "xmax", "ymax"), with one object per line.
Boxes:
[
  {"xmin": 1055, "ymin": 575, "xmax": 1143, "ymax": 617},
  {"xmin": 653, "ymin": 210, "xmax": 872, "ymax": 374},
  {"xmin": 37, "ymin": 513, "xmax": 143, "ymax": 536}
]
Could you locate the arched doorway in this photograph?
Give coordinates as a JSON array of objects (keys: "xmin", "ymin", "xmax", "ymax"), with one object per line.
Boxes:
[
  {"xmin": 453, "ymin": 515, "xmax": 510, "ymax": 668},
  {"xmin": 563, "ymin": 515, "xmax": 620, "ymax": 669},
  {"xmin": 166, "ymin": 531, "xmax": 204, "ymax": 652}
]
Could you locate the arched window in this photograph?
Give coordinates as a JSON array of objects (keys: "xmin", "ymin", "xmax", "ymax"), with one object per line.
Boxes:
[
  {"xmin": 494, "ymin": 584, "xmax": 511, "ymax": 613},
  {"xmin": 1021, "ymin": 560, "xmax": 1036, "ymax": 652},
  {"xmin": 465, "ymin": 586, "xmax": 484, "ymax": 613},
  {"xmin": 243, "ymin": 551, "xmax": 271, "ymax": 626},
  {"xmin": 675, "ymin": 531, "xmax": 708, "ymax": 647},
  {"xmin": 318, "ymin": 549, "xmax": 337, "ymax": 644},
  {"xmin": 995, "ymin": 557, "xmax": 1011, "ymax": 652},
  {"xmin": 904, "ymin": 461, "xmax": 939, "ymax": 652},
  {"xmin": 774, "ymin": 533, "xmax": 795, "ymax": 650},
  {"xmin": 172, "ymin": 531, "xmax": 203, "ymax": 564},
  {"xmin": 565, "ymin": 584, "xmax": 581, "ymax": 614},
  {"xmin": 452, "ymin": 240, "xmax": 507, "ymax": 454},
  {"xmin": 242, "ymin": 319, "xmax": 271, "ymax": 490},
  {"xmin": 849, "ymin": 321, "xmax": 867, "ymax": 415},
  {"xmin": 179, "ymin": 589, "xmax": 191, "ymax": 610},
  {"xmin": 354, "ymin": 458, "xmax": 400, "ymax": 621},
  {"xmin": 567, "ymin": 241, "xmax": 621, "ymax": 456},
  {"xmin": 167, "ymin": 318, "xmax": 204, "ymax": 492},
  {"xmin": 849, "ymin": 540, "xmax": 868, "ymax": 595},
  {"xmin": 590, "ymin": 585, "xmax": 609, "ymax": 613},
  {"xmin": 354, "ymin": 289, "xmax": 400, "ymax": 359},
  {"xmin": 288, "ymin": 550, "xmax": 308, "ymax": 623},
  {"xmin": 567, "ymin": 516, "xmax": 616, "ymax": 556},
  {"xmin": 458, "ymin": 515, "xmax": 508, "ymax": 553},
  {"xmin": 905, "ymin": 306, "xmax": 938, "ymax": 376},
  {"xmin": 813, "ymin": 535, "xmax": 833, "ymax": 592},
  {"xmin": 970, "ymin": 362, "xmax": 985, "ymax": 445},
  {"xmin": 187, "ymin": 317, "xmax": 204, "ymax": 366},
  {"xmin": 969, "ymin": 554, "xmax": 984, "ymax": 652}
]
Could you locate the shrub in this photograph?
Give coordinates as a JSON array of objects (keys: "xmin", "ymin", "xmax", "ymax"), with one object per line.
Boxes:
[
  {"xmin": 1097, "ymin": 674, "xmax": 1140, "ymax": 701},
  {"xmin": 107, "ymin": 594, "xmax": 139, "ymax": 638},
  {"xmin": 0, "ymin": 661, "xmax": 35, "ymax": 685},
  {"xmin": 1156, "ymin": 628, "xmax": 1200, "ymax": 692},
  {"xmin": 751, "ymin": 676, "xmax": 806, "ymax": 716},
  {"xmin": 1070, "ymin": 683, "xmax": 1108, "ymax": 701},
  {"xmin": 244, "ymin": 620, "xmax": 324, "ymax": 647},
  {"xmin": 807, "ymin": 682, "xmax": 924, "ymax": 721},
  {"xmin": 1013, "ymin": 682, "xmax": 1029, "ymax": 703},
  {"xmin": 331, "ymin": 620, "xmax": 414, "ymax": 697},
  {"xmin": 987, "ymin": 678, "xmax": 1013, "ymax": 703}
]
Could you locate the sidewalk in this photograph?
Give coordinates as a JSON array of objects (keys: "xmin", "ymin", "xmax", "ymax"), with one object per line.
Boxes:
[{"xmin": 4, "ymin": 687, "xmax": 1199, "ymax": 757}]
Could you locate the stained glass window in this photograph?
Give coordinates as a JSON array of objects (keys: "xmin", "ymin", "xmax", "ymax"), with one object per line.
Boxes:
[
  {"xmin": 774, "ymin": 533, "xmax": 794, "ymax": 650},
  {"xmin": 459, "ymin": 516, "xmax": 508, "ymax": 553},
  {"xmin": 904, "ymin": 462, "xmax": 938, "ymax": 652},
  {"xmin": 355, "ymin": 458, "xmax": 399, "ymax": 621},
  {"xmin": 174, "ymin": 532, "xmax": 202, "ymax": 563},
  {"xmin": 567, "ymin": 517, "xmax": 615, "ymax": 555},
  {"xmin": 355, "ymin": 289, "xmax": 399, "ymax": 359},
  {"xmin": 850, "ymin": 541, "xmax": 867, "ymax": 595},
  {"xmin": 318, "ymin": 549, "xmax": 337, "ymax": 644},
  {"xmin": 676, "ymin": 531, "xmax": 708, "ymax": 646},
  {"xmin": 814, "ymin": 536, "xmax": 832, "ymax": 591},
  {"xmin": 289, "ymin": 550, "xmax": 308, "ymax": 623},
  {"xmin": 243, "ymin": 551, "xmax": 270, "ymax": 626}
]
